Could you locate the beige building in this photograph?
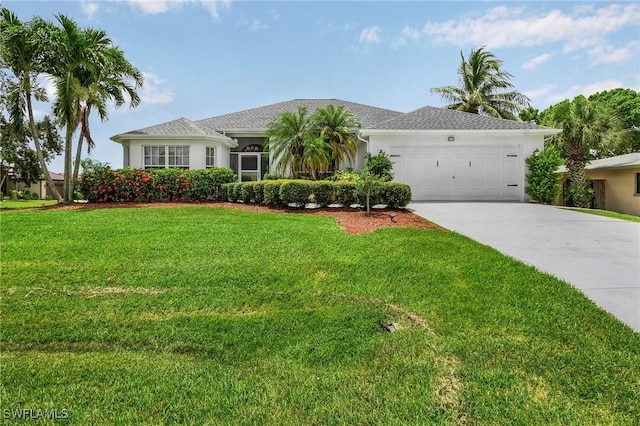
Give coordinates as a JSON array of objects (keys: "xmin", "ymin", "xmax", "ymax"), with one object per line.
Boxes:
[{"xmin": 560, "ymin": 153, "xmax": 640, "ymax": 216}]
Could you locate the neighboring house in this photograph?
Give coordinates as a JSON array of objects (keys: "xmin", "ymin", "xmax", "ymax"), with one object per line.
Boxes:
[
  {"xmin": 558, "ymin": 153, "xmax": 640, "ymax": 216},
  {"xmin": 111, "ymin": 99, "xmax": 559, "ymax": 202},
  {"xmin": 3, "ymin": 170, "xmax": 64, "ymax": 199}
]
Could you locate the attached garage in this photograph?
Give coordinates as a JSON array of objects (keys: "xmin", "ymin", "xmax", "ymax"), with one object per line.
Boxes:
[{"xmin": 361, "ymin": 106, "xmax": 560, "ymax": 202}]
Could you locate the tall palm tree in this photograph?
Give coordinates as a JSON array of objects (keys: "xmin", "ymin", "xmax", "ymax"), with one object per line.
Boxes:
[
  {"xmin": 0, "ymin": 8, "xmax": 63, "ymax": 201},
  {"xmin": 545, "ymin": 95, "xmax": 629, "ymax": 208},
  {"xmin": 265, "ymin": 106, "xmax": 313, "ymax": 179},
  {"xmin": 312, "ymin": 105, "xmax": 360, "ymax": 171},
  {"xmin": 49, "ymin": 14, "xmax": 114, "ymax": 202},
  {"xmin": 70, "ymin": 46, "xmax": 143, "ymax": 195},
  {"xmin": 431, "ymin": 46, "xmax": 530, "ymax": 120}
]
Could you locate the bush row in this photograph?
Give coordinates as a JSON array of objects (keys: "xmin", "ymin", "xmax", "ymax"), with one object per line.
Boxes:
[
  {"xmin": 80, "ymin": 167, "xmax": 236, "ymax": 202},
  {"xmin": 220, "ymin": 179, "xmax": 411, "ymax": 208}
]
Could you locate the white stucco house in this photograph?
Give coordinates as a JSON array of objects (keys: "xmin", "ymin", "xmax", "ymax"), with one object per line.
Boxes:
[{"xmin": 111, "ymin": 99, "xmax": 560, "ymax": 202}]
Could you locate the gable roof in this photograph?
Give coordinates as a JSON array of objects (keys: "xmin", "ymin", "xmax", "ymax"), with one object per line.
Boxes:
[
  {"xmin": 119, "ymin": 117, "xmax": 211, "ymax": 136},
  {"xmin": 196, "ymin": 99, "xmax": 403, "ymax": 132},
  {"xmin": 557, "ymin": 153, "xmax": 640, "ymax": 173},
  {"xmin": 365, "ymin": 105, "xmax": 556, "ymax": 132}
]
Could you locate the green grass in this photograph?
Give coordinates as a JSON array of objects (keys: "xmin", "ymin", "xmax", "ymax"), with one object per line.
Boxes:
[
  {"xmin": 566, "ymin": 207, "xmax": 640, "ymax": 223},
  {"xmin": 1, "ymin": 206, "xmax": 639, "ymax": 425},
  {"xmin": 0, "ymin": 199, "xmax": 58, "ymax": 209}
]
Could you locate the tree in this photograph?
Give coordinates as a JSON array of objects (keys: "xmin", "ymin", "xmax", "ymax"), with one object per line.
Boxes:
[
  {"xmin": 543, "ymin": 95, "xmax": 630, "ymax": 207},
  {"xmin": 363, "ymin": 150, "xmax": 393, "ymax": 181},
  {"xmin": 431, "ymin": 46, "xmax": 530, "ymax": 120},
  {"xmin": 588, "ymin": 88, "xmax": 640, "ymax": 152},
  {"xmin": 312, "ymin": 105, "xmax": 360, "ymax": 171},
  {"xmin": 265, "ymin": 106, "xmax": 314, "ymax": 179},
  {"xmin": 0, "ymin": 8, "xmax": 63, "ymax": 201},
  {"xmin": 519, "ymin": 106, "xmax": 540, "ymax": 124},
  {"xmin": 302, "ymin": 137, "xmax": 330, "ymax": 179},
  {"xmin": 525, "ymin": 146, "xmax": 563, "ymax": 204}
]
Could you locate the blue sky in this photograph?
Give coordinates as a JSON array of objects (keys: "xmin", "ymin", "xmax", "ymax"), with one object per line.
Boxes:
[{"xmin": 6, "ymin": 1, "xmax": 640, "ymax": 171}]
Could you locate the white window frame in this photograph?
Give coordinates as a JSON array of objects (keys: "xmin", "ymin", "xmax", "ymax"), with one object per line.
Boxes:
[
  {"xmin": 206, "ymin": 147, "xmax": 216, "ymax": 168},
  {"xmin": 143, "ymin": 145, "xmax": 189, "ymax": 169}
]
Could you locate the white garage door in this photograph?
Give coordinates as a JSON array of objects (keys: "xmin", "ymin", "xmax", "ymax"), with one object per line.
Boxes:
[{"xmin": 390, "ymin": 145, "xmax": 520, "ymax": 201}]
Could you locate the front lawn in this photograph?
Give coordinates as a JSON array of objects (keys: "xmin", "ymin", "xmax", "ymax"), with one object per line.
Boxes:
[
  {"xmin": 566, "ymin": 207, "xmax": 640, "ymax": 223},
  {"xmin": 0, "ymin": 199, "xmax": 58, "ymax": 209},
  {"xmin": 1, "ymin": 206, "xmax": 638, "ymax": 425}
]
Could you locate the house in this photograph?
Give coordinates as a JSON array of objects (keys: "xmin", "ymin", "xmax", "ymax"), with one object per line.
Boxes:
[
  {"xmin": 111, "ymin": 99, "xmax": 559, "ymax": 202},
  {"xmin": 559, "ymin": 153, "xmax": 640, "ymax": 216},
  {"xmin": 2, "ymin": 168, "xmax": 64, "ymax": 200}
]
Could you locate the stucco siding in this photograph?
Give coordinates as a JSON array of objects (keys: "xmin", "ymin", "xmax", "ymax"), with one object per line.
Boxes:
[
  {"xmin": 124, "ymin": 139, "xmax": 230, "ymax": 169},
  {"xmin": 588, "ymin": 168, "xmax": 640, "ymax": 216}
]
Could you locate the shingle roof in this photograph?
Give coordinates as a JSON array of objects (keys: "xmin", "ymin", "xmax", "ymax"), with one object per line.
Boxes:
[
  {"xmin": 367, "ymin": 105, "xmax": 553, "ymax": 131},
  {"xmin": 121, "ymin": 117, "xmax": 213, "ymax": 136},
  {"xmin": 196, "ymin": 99, "xmax": 403, "ymax": 131}
]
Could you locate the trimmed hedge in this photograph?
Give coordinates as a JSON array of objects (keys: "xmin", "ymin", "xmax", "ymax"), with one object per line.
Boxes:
[
  {"xmin": 383, "ymin": 182, "xmax": 412, "ymax": 208},
  {"xmin": 80, "ymin": 167, "xmax": 236, "ymax": 202},
  {"xmin": 263, "ymin": 181, "xmax": 284, "ymax": 207},
  {"xmin": 279, "ymin": 180, "xmax": 313, "ymax": 206},
  {"xmin": 309, "ymin": 181, "xmax": 335, "ymax": 206}
]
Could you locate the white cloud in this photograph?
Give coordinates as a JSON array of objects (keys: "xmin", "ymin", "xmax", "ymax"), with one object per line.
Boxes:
[
  {"xmin": 422, "ymin": 3, "xmax": 639, "ymax": 52},
  {"xmin": 522, "ymin": 53, "xmax": 552, "ymax": 70},
  {"xmin": 250, "ymin": 19, "xmax": 268, "ymax": 32},
  {"xmin": 140, "ymin": 72, "xmax": 175, "ymax": 105},
  {"xmin": 391, "ymin": 26, "xmax": 421, "ymax": 49},
  {"xmin": 523, "ymin": 84, "xmax": 557, "ymax": 101},
  {"xmin": 80, "ymin": 1, "xmax": 100, "ymax": 19},
  {"xmin": 359, "ymin": 26, "xmax": 382, "ymax": 44},
  {"xmin": 127, "ymin": 0, "xmax": 231, "ymax": 19},
  {"xmin": 589, "ymin": 40, "xmax": 639, "ymax": 64}
]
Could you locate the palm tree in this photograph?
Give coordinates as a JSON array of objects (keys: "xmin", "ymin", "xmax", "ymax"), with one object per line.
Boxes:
[
  {"xmin": 431, "ymin": 46, "xmax": 530, "ymax": 120},
  {"xmin": 0, "ymin": 8, "xmax": 63, "ymax": 201},
  {"xmin": 70, "ymin": 46, "xmax": 143, "ymax": 195},
  {"xmin": 302, "ymin": 137, "xmax": 331, "ymax": 179},
  {"xmin": 545, "ymin": 95, "xmax": 630, "ymax": 207},
  {"xmin": 49, "ymin": 14, "xmax": 114, "ymax": 202},
  {"xmin": 265, "ymin": 106, "xmax": 313, "ymax": 179},
  {"xmin": 312, "ymin": 105, "xmax": 360, "ymax": 171}
]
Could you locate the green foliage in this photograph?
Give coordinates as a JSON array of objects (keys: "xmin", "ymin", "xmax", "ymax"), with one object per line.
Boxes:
[
  {"xmin": 354, "ymin": 171, "xmax": 382, "ymax": 213},
  {"xmin": 279, "ymin": 180, "xmax": 312, "ymax": 206},
  {"xmin": 9, "ymin": 189, "xmax": 19, "ymax": 200},
  {"xmin": 240, "ymin": 182, "xmax": 256, "ymax": 203},
  {"xmin": 228, "ymin": 183, "xmax": 242, "ymax": 202},
  {"xmin": 309, "ymin": 181, "xmax": 335, "ymax": 206},
  {"xmin": 525, "ymin": 147, "xmax": 563, "ymax": 204},
  {"xmin": 363, "ymin": 150, "xmax": 393, "ymax": 181},
  {"xmin": 382, "ymin": 182, "xmax": 412, "ymax": 208},
  {"xmin": 519, "ymin": 106, "xmax": 540, "ymax": 124},
  {"xmin": 329, "ymin": 169, "xmax": 361, "ymax": 182},
  {"xmin": 263, "ymin": 173, "xmax": 284, "ymax": 180},
  {"xmin": 219, "ymin": 183, "xmax": 231, "ymax": 201},
  {"xmin": 334, "ymin": 181, "xmax": 358, "ymax": 206},
  {"xmin": 253, "ymin": 182, "xmax": 265, "ymax": 204},
  {"xmin": 263, "ymin": 181, "xmax": 284, "ymax": 206},
  {"xmin": 588, "ymin": 88, "xmax": 640, "ymax": 151},
  {"xmin": 431, "ymin": 45, "xmax": 530, "ymax": 120},
  {"xmin": 79, "ymin": 167, "xmax": 236, "ymax": 202}
]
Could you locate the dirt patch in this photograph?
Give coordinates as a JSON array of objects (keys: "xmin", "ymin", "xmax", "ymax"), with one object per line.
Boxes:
[{"xmin": 51, "ymin": 201, "xmax": 440, "ymax": 235}]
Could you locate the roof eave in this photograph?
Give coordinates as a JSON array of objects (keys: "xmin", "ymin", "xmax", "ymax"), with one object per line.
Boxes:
[
  {"xmin": 360, "ymin": 128, "xmax": 561, "ymax": 136},
  {"xmin": 110, "ymin": 133, "xmax": 238, "ymax": 148}
]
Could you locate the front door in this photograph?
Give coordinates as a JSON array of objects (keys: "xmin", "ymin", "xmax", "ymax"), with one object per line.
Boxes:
[{"xmin": 239, "ymin": 153, "xmax": 261, "ymax": 182}]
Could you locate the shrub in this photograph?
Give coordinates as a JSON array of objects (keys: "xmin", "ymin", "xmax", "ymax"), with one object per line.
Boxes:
[
  {"xmin": 0, "ymin": 191, "xmax": 3, "ymax": 199},
  {"xmin": 253, "ymin": 182, "xmax": 265, "ymax": 204},
  {"xmin": 329, "ymin": 170, "xmax": 361, "ymax": 182},
  {"xmin": 263, "ymin": 181, "xmax": 284, "ymax": 207},
  {"xmin": 279, "ymin": 180, "xmax": 312, "ymax": 206},
  {"xmin": 219, "ymin": 183, "xmax": 232, "ymax": 201},
  {"xmin": 226, "ymin": 183, "xmax": 242, "ymax": 202},
  {"xmin": 309, "ymin": 181, "xmax": 334, "ymax": 206},
  {"xmin": 241, "ymin": 182, "xmax": 257, "ymax": 203},
  {"xmin": 10, "ymin": 190, "xmax": 18, "ymax": 200},
  {"xmin": 263, "ymin": 173, "xmax": 285, "ymax": 180},
  {"xmin": 383, "ymin": 182, "xmax": 412, "ymax": 208},
  {"xmin": 354, "ymin": 171, "xmax": 383, "ymax": 213},
  {"xmin": 30, "ymin": 192, "xmax": 40, "ymax": 200},
  {"xmin": 525, "ymin": 146, "xmax": 564, "ymax": 204},
  {"xmin": 334, "ymin": 182, "xmax": 357, "ymax": 206},
  {"xmin": 363, "ymin": 150, "xmax": 394, "ymax": 181}
]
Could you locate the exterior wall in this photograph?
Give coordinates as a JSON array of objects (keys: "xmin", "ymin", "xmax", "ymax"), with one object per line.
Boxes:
[
  {"xmin": 587, "ymin": 168, "xmax": 640, "ymax": 216},
  {"xmin": 365, "ymin": 132, "xmax": 545, "ymax": 202},
  {"xmin": 124, "ymin": 139, "xmax": 231, "ymax": 169}
]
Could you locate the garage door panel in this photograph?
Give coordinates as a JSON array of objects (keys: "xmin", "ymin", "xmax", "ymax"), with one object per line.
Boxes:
[{"xmin": 391, "ymin": 144, "xmax": 520, "ymax": 201}]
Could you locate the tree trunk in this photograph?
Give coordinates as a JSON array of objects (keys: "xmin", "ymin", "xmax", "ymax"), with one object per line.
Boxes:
[
  {"xmin": 26, "ymin": 90, "xmax": 62, "ymax": 202},
  {"xmin": 566, "ymin": 140, "xmax": 591, "ymax": 208},
  {"xmin": 71, "ymin": 132, "xmax": 84, "ymax": 198},
  {"xmin": 63, "ymin": 124, "xmax": 74, "ymax": 203}
]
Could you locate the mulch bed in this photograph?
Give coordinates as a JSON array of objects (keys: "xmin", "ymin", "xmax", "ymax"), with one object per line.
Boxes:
[{"xmin": 48, "ymin": 201, "xmax": 440, "ymax": 235}]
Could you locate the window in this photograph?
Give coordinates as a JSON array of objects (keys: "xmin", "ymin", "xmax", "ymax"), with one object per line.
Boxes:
[
  {"xmin": 144, "ymin": 146, "xmax": 189, "ymax": 169},
  {"xmin": 206, "ymin": 147, "xmax": 215, "ymax": 168},
  {"xmin": 636, "ymin": 173, "xmax": 640, "ymax": 194}
]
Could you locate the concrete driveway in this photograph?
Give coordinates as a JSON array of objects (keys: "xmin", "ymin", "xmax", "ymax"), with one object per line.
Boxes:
[{"xmin": 408, "ymin": 202, "xmax": 640, "ymax": 332}]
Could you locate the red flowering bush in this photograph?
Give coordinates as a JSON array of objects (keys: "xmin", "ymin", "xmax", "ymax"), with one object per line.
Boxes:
[{"xmin": 79, "ymin": 167, "xmax": 236, "ymax": 203}]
